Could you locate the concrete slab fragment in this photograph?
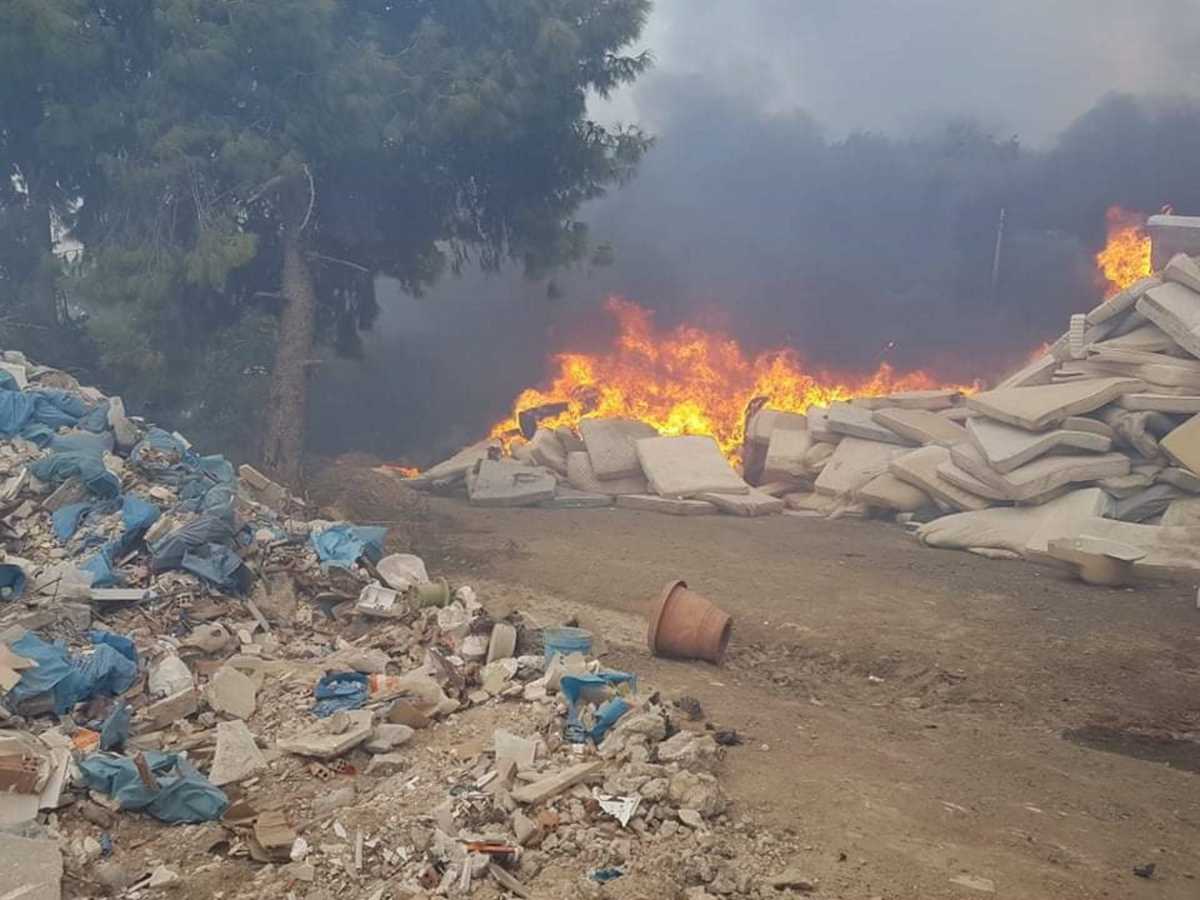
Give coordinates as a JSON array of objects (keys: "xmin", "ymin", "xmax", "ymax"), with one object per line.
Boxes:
[
  {"xmin": 205, "ymin": 665, "xmax": 257, "ymax": 720},
  {"xmin": 468, "ymin": 460, "xmax": 557, "ymax": 507},
  {"xmin": 762, "ymin": 427, "xmax": 813, "ymax": 482},
  {"xmin": 277, "ymin": 710, "xmax": 373, "ymax": 759},
  {"xmin": 616, "ymin": 494, "xmax": 718, "ymax": 516},
  {"xmin": 890, "ymin": 446, "xmax": 991, "ymax": 512},
  {"xmin": 815, "ymin": 437, "xmax": 907, "ymax": 497},
  {"xmin": 636, "ymin": 435, "xmax": 749, "ymax": 498},
  {"xmin": 858, "ymin": 472, "xmax": 932, "ymax": 512},
  {"xmin": 579, "ymin": 417, "xmax": 657, "ymax": 480},
  {"xmin": 566, "ymin": 451, "xmax": 647, "ymax": 495},
  {"xmin": 966, "ymin": 378, "xmax": 1143, "ymax": 431},
  {"xmin": 1161, "ymin": 413, "xmax": 1200, "ymax": 474},
  {"xmin": 695, "ymin": 489, "xmax": 785, "ymax": 517},
  {"xmin": 967, "ymin": 417, "xmax": 1112, "ymax": 473},
  {"xmin": 1137, "ymin": 281, "xmax": 1200, "ymax": 359},
  {"xmin": 873, "ymin": 408, "xmax": 969, "ymax": 447},
  {"xmin": 209, "ymin": 719, "xmax": 268, "ymax": 786},
  {"xmin": 918, "ymin": 488, "xmax": 1110, "ymax": 556},
  {"xmin": 826, "ymin": 403, "xmax": 914, "ymax": 445},
  {"xmin": 0, "ymin": 832, "xmax": 62, "ymax": 900}
]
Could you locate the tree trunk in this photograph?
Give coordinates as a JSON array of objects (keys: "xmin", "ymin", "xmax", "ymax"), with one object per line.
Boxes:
[{"xmin": 262, "ymin": 229, "xmax": 318, "ymax": 486}]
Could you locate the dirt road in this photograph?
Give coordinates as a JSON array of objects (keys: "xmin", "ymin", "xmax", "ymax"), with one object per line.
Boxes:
[{"xmin": 319, "ymin": 470, "xmax": 1200, "ymax": 899}]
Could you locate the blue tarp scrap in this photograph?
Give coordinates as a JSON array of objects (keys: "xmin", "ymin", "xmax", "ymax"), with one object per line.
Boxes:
[
  {"xmin": 0, "ymin": 389, "xmax": 36, "ymax": 436},
  {"xmin": 29, "ymin": 449, "xmax": 121, "ymax": 498},
  {"xmin": 99, "ymin": 701, "xmax": 131, "ymax": 751},
  {"xmin": 77, "ymin": 400, "xmax": 111, "ymax": 433},
  {"xmin": 0, "ymin": 563, "xmax": 27, "ymax": 600},
  {"xmin": 149, "ymin": 515, "xmax": 236, "ymax": 572},
  {"xmin": 312, "ymin": 671, "xmax": 369, "ymax": 718},
  {"xmin": 0, "ymin": 369, "xmax": 18, "ymax": 392},
  {"xmin": 78, "ymin": 752, "xmax": 228, "ymax": 823},
  {"xmin": 52, "ymin": 502, "xmax": 93, "ymax": 542},
  {"xmin": 50, "ymin": 429, "xmax": 114, "ymax": 455},
  {"xmin": 180, "ymin": 544, "xmax": 247, "ymax": 592},
  {"xmin": 28, "ymin": 389, "xmax": 88, "ymax": 430},
  {"xmin": 81, "ymin": 545, "xmax": 122, "ymax": 588},
  {"xmin": 310, "ymin": 524, "xmax": 388, "ymax": 571},
  {"xmin": 6, "ymin": 632, "xmax": 138, "ymax": 714}
]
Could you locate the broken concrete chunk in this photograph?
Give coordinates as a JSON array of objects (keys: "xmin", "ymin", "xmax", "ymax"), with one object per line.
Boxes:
[
  {"xmin": 494, "ymin": 729, "xmax": 538, "ymax": 768},
  {"xmin": 205, "ymin": 665, "xmax": 257, "ymax": 720},
  {"xmin": 364, "ymin": 724, "xmax": 416, "ymax": 754},
  {"xmin": 1161, "ymin": 413, "xmax": 1200, "ymax": 474},
  {"xmin": 966, "ymin": 378, "xmax": 1144, "ymax": 431},
  {"xmin": 238, "ymin": 464, "xmax": 288, "ymax": 511},
  {"xmin": 872, "ymin": 407, "xmax": 969, "ymax": 447},
  {"xmin": 148, "ymin": 655, "xmax": 194, "ymax": 698},
  {"xmin": 0, "ymin": 832, "xmax": 63, "ymax": 900},
  {"xmin": 511, "ymin": 761, "xmax": 604, "ymax": 805},
  {"xmin": 966, "ymin": 417, "xmax": 1113, "ymax": 473},
  {"xmin": 209, "ymin": 719, "xmax": 268, "ymax": 786},
  {"xmin": 565, "ymin": 450, "xmax": 648, "ymax": 495},
  {"xmin": 636, "ymin": 435, "xmax": 749, "ymax": 498},
  {"xmin": 277, "ymin": 709, "xmax": 373, "ymax": 759},
  {"xmin": 138, "ymin": 688, "xmax": 199, "ymax": 734},
  {"xmin": 1159, "ymin": 466, "xmax": 1200, "ymax": 493},
  {"xmin": 468, "ymin": 459, "xmax": 557, "ymax": 508},
  {"xmin": 579, "ymin": 417, "xmax": 658, "ymax": 480},
  {"xmin": 826, "ymin": 403, "xmax": 914, "ymax": 445}
]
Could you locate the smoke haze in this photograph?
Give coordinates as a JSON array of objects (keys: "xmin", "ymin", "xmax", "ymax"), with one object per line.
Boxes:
[{"xmin": 310, "ymin": 0, "xmax": 1200, "ymax": 463}]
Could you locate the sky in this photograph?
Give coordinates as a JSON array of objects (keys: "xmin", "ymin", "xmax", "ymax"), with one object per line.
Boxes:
[{"xmin": 597, "ymin": 0, "xmax": 1200, "ymax": 145}]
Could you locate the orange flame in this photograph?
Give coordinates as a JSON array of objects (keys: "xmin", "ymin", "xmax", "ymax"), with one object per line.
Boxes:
[
  {"xmin": 1096, "ymin": 207, "xmax": 1152, "ymax": 297},
  {"xmin": 490, "ymin": 298, "xmax": 974, "ymax": 457}
]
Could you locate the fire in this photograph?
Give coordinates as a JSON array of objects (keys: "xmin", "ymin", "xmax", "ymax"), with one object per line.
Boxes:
[
  {"xmin": 491, "ymin": 297, "xmax": 972, "ymax": 457},
  {"xmin": 1096, "ymin": 206, "xmax": 1152, "ymax": 297}
]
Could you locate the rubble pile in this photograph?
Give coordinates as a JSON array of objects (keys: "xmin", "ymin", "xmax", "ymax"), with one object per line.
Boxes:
[
  {"xmin": 409, "ymin": 254, "xmax": 1200, "ymax": 582},
  {"xmin": 0, "ymin": 351, "xmax": 813, "ymax": 898}
]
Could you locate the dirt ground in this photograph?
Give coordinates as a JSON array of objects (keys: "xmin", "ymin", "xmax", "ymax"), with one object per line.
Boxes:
[{"xmin": 314, "ymin": 467, "xmax": 1200, "ymax": 900}]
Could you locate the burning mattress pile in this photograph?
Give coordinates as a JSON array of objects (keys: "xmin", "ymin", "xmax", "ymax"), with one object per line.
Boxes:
[{"xmin": 409, "ymin": 252, "xmax": 1200, "ymax": 580}]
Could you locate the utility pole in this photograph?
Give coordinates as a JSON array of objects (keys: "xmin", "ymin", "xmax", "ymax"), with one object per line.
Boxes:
[{"xmin": 991, "ymin": 207, "xmax": 1007, "ymax": 304}]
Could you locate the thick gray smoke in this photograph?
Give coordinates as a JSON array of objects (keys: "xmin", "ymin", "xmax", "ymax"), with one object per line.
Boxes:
[{"xmin": 309, "ymin": 0, "xmax": 1200, "ymax": 463}]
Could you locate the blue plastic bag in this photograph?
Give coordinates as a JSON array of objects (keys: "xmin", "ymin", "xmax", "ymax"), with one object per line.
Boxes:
[
  {"xmin": 52, "ymin": 502, "xmax": 93, "ymax": 542},
  {"xmin": 150, "ymin": 515, "xmax": 236, "ymax": 572},
  {"xmin": 590, "ymin": 698, "xmax": 632, "ymax": 744},
  {"xmin": 0, "ymin": 563, "xmax": 28, "ymax": 600},
  {"xmin": 5, "ymin": 632, "xmax": 134, "ymax": 714},
  {"xmin": 29, "ymin": 389, "xmax": 88, "ymax": 429},
  {"xmin": 0, "ymin": 390, "xmax": 36, "ymax": 436},
  {"xmin": 78, "ymin": 752, "xmax": 229, "ymax": 823},
  {"xmin": 99, "ymin": 701, "xmax": 131, "ymax": 751},
  {"xmin": 81, "ymin": 545, "xmax": 122, "ymax": 588},
  {"xmin": 310, "ymin": 525, "xmax": 388, "ymax": 571},
  {"xmin": 29, "ymin": 450, "xmax": 120, "ymax": 498},
  {"xmin": 179, "ymin": 544, "xmax": 247, "ymax": 591},
  {"xmin": 312, "ymin": 672, "xmax": 369, "ymax": 717},
  {"xmin": 50, "ymin": 430, "xmax": 114, "ymax": 455}
]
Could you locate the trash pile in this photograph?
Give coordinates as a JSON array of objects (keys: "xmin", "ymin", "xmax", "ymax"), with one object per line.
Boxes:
[
  {"xmin": 408, "ymin": 254, "xmax": 1200, "ymax": 584},
  {"xmin": 0, "ymin": 350, "xmax": 816, "ymax": 898}
]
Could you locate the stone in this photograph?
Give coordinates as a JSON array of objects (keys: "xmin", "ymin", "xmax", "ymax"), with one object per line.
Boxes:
[
  {"xmin": 107, "ymin": 396, "xmax": 139, "ymax": 450},
  {"xmin": 768, "ymin": 869, "xmax": 817, "ymax": 892},
  {"xmin": 826, "ymin": 403, "xmax": 913, "ymax": 445},
  {"xmin": 512, "ymin": 761, "xmax": 604, "ymax": 805},
  {"xmin": 181, "ymin": 622, "xmax": 231, "ymax": 654},
  {"xmin": 918, "ymin": 488, "xmax": 1110, "ymax": 558},
  {"xmin": 1137, "ymin": 281, "xmax": 1200, "ymax": 359},
  {"xmin": 238, "ymin": 464, "xmax": 288, "ymax": 511},
  {"xmin": 872, "ymin": 408, "xmax": 968, "ymax": 447},
  {"xmin": 761, "ymin": 426, "xmax": 813, "ymax": 482},
  {"xmin": 966, "ymin": 378, "xmax": 1143, "ymax": 431},
  {"xmin": 313, "ymin": 785, "xmax": 356, "ymax": 816},
  {"xmin": 494, "ymin": 729, "xmax": 538, "ymax": 768},
  {"xmin": 657, "ymin": 732, "xmax": 721, "ymax": 772},
  {"xmin": 1119, "ymin": 393, "xmax": 1200, "ymax": 413},
  {"xmin": 0, "ymin": 833, "xmax": 62, "ymax": 900},
  {"xmin": 1161, "ymin": 413, "xmax": 1200, "ymax": 474},
  {"xmin": 949, "ymin": 443, "xmax": 1130, "ymax": 502},
  {"xmin": 538, "ymin": 489, "xmax": 613, "ymax": 509},
  {"xmin": 147, "ymin": 865, "xmax": 181, "ymax": 889},
  {"xmin": 967, "ymin": 417, "xmax": 1113, "ymax": 473},
  {"xmin": 486, "ymin": 622, "xmax": 517, "ymax": 663},
  {"xmin": 616, "ymin": 494, "xmax": 718, "ymax": 516},
  {"xmin": 512, "ymin": 810, "xmax": 541, "ymax": 846},
  {"xmin": 579, "ymin": 417, "xmax": 658, "ymax": 480},
  {"xmin": 889, "ymin": 446, "xmax": 990, "ymax": 512},
  {"xmin": 148, "ymin": 654, "xmax": 194, "ymax": 698},
  {"xmin": 949, "ymin": 874, "xmax": 996, "ymax": 893},
  {"xmin": 208, "ymin": 719, "xmax": 268, "ymax": 786},
  {"xmin": 694, "ymin": 489, "xmax": 784, "ymax": 517},
  {"xmin": 566, "ymin": 451, "xmax": 648, "ymax": 495},
  {"xmin": 365, "ymin": 753, "xmax": 407, "ymax": 776},
  {"xmin": 528, "ymin": 428, "xmax": 568, "ymax": 475},
  {"xmin": 636, "ymin": 435, "xmax": 749, "ymax": 497},
  {"xmin": 277, "ymin": 709, "xmax": 373, "ymax": 759},
  {"xmin": 468, "ymin": 459, "xmax": 557, "ymax": 507},
  {"xmin": 480, "ymin": 658, "xmax": 518, "ymax": 694},
  {"xmin": 364, "ymin": 724, "xmax": 415, "ymax": 754},
  {"xmin": 667, "ymin": 771, "xmax": 726, "ymax": 818},
  {"xmin": 815, "ymin": 437, "xmax": 907, "ymax": 497},
  {"xmin": 205, "ymin": 665, "xmax": 257, "ymax": 719},
  {"xmin": 857, "ymin": 472, "xmax": 931, "ymax": 512},
  {"xmin": 678, "ymin": 808, "xmax": 705, "ymax": 829}
]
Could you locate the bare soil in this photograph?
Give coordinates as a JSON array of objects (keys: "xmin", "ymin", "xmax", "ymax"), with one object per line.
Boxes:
[{"xmin": 315, "ymin": 467, "xmax": 1200, "ymax": 899}]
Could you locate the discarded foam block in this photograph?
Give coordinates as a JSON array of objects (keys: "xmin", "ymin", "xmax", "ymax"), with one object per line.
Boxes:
[
  {"xmin": 412, "ymin": 440, "xmax": 500, "ymax": 486},
  {"xmin": 1046, "ymin": 537, "xmax": 1146, "ymax": 586},
  {"xmin": 616, "ymin": 494, "xmax": 718, "ymax": 516},
  {"xmin": 878, "ymin": 389, "xmax": 961, "ymax": 410},
  {"xmin": 1137, "ymin": 281, "xmax": 1200, "ymax": 360},
  {"xmin": 1163, "ymin": 252, "xmax": 1200, "ymax": 294},
  {"xmin": 277, "ymin": 710, "xmax": 374, "ymax": 759},
  {"xmin": 565, "ymin": 451, "xmax": 647, "ymax": 495},
  {"xmin": 579, "ymin": 417, "xmax": 657, "ymax": 480},
  {"xmin": 889, "ymin": 445, "xmax": 990, "ymax": 512},
  {"xmin": 762, "ymin": 427, "xmax": 813, "ymax": 483},
  {"xmin": 635, "ymin": 435, "xmax": 749, "ymax": 498},
  {"xmin": 814, "ymin": 437, "xmax": 907, "ymax": 497},
  {"xmin": 857, "ymin": 472, "xmax": 932, "ymax": 512},
  {"xmin": 1112, "ymin": 484, "xmax": 1184, "ymax": 523},
  {"xmin": 872, "ymin": 408, "xmax": 969, "ymax": 447},
  {"xmin": 527, "ymin": 428, "xmax": 568, "ymax": 475},
  {"xmin": 695, "ymin": 489, "xmax": 784, "ymax": 517},
  {"xmin": 468, "ymin": 460, "xmax": 557, "ymax": 507},
  {"xmin": 747, "ymin": 409, "xmax": 807, "ymax": 446},
  {"xmin": 1086, "ymin": 275, "xmax": 1160, "ymax": 325},
  {"xmin": 538, "ymin": 488, "xmax": 613, "ymax": 509},
  {"xmin": 949, "ymin": 442, "xmax": 1131, "ymax": 502},
  {"xmin": 1118, "ymin": 393, "xmax": 1200, "ymax": 414},
  {"xmin": 966, "ymin": 417, "xmax": 1112, "ymax": 473},
  {"xmin": 965, "ymin": 378, "xmax": 1144, "ymax": 431},
  {"xmin": 826, "ymin": 403, "xmax": 913, "ymax": 445},
  {"xmin": 1049, "ymin": 516, "xmax": 1200, "ymax": 577},
  {"xmin": 806, "ymin": 407, "xmax": 842, "ymax": 443},
  {"xmin": 1161, "ymin": 414, "xmax": 1200, "ymax": 475}
]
